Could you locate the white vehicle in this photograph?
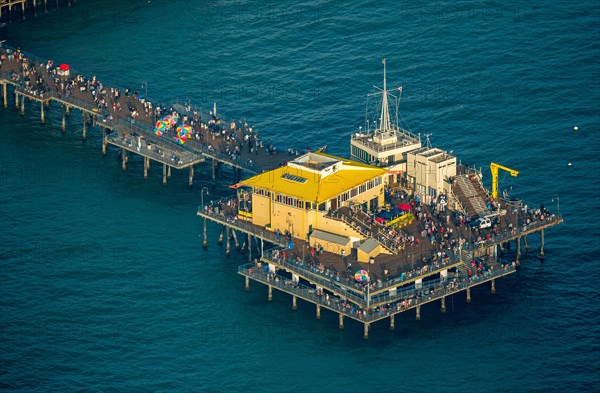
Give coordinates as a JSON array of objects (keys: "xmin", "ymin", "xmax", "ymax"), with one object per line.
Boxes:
[
  {"xmin": 469, "ymin": 217, "xmax": 492, "ymax": 229},
  {"xmin": 479, "ymin": 217, "xmax": 492, "ymax": 229}
]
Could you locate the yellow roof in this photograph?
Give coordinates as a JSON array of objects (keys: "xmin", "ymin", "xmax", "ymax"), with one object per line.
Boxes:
[{"xmin": 241, "ymin": 152, "xmax": 386, "ymax": 203}]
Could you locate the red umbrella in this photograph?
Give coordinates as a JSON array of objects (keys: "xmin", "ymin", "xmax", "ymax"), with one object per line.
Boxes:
[
  {"xmin": 375, "ymin": 217, "xmax": 386, "ymax": 224},
  {"xmin": 398, "ymin": 204, "xmax": 411, "ymax": 211},
  {"xmin": 59, "ymin": 64, "xmax": 70, "ymax": 71}
]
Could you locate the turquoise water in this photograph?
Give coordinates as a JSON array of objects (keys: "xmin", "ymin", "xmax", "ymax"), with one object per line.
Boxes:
[{"xmin": 1, "ymin": 1, "xmax": 599, "ymax": 391}]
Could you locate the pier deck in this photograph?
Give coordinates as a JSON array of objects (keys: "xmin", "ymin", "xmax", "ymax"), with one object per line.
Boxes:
[
  {"xmin": 0, "ymin": 45, "xmax": 301, "ymax": 183},
  {"xmin": 1, "ymin": 44, "xmax": 564, "ymax": 338}
]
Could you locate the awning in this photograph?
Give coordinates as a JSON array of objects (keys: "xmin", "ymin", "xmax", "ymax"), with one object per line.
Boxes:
[{"xmin": 59, "ymin": 64, "xmax": 70, "ymax": 71}]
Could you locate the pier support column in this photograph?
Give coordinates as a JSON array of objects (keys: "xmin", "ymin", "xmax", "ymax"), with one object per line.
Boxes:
[
  {"xmin": 3, "ymin": 83, "xmax": 7, "ymax": 109},
  {"xmin": 339, "ymin": 314, "xmax": 344, "ymax": 329},
  {"xmin": 390, "ymin": 314, "xmax": 395, "ymax": 331},
  {"xmin": 202, "ymin": 218, "xmax": 208, "ymax": 248},
  {"xmin": 143, "ymin": 157, "xmax": 149, "ymax": 178},
  {"xmin": 540, "ymin": 228, "xmax": 545, "ymax": 258},
  {"xmin": 61, "ymin": 106, "xmax": 66, "ymax": 131},
  {"xmin": 316, "ymin": 304, "xmax": 321, "ymax": 320},
  {"xmin": 441, "ymin": 296, "xmax": 446, "ymax": 313},
  {"xmin": 40, "ymin": 101, "xmax": 45, "ymax": 124},
  {"xmin": 101, "ymin": 127, "xmax": 107, "ymax": 156},
  {"xmin": 231, "ymin": 230, "xmax": 240, "ymax": 250},
  {"xmin": 248, "ymin": 233, "xmax": 252, "ymax": 261},
  {"xmin": 268, "ymin": 285, "xmax": 272, "ymax": 301},
  {"xmin": 466, "ymin": 287, "xmax": 471, "ymax": 303},
  {"xmin": 188, "ymin": 166, "xmax": 194, "ymax": 186},
  {"xmin": 516, "ymin": 236, "xmax": 521, "ymax": 261},
  {"xmin": 167, "ymin": 165, "xmax": 171, "ymax": 179},
  {"xmin": 82, "ymin": 113, "xmax": 87, "ymax": 141},
  {"xmin": 292, "ymin": 295, "xmax": 297, "ymax": 311},
  {"xmin": 416, "ymin": 305, "xmax": 421, "ymax": 320},
  {"xmin": 121, "ymin": 149, "xmax": 127, "ymax": 171},
  {"xmin": 363, "ymin": 323, "xmax": 369, "ymax": 340},
  {"xmin": 22, "ymin": 1, "xmax": 25, "ymax": 20},
  {"xmin": 65, "ymin": 105, "xmax": 70, "ymax": 116},
  {"xmin": 20, "ymin": 95, "xmax": 25, "ymax": 115},
  {"xmin": 218, "ymin": 226, "xmax": 224, "ymax": 245},
  {"xmin": 245, "ymin": 276, "xmax": 249, "ymax": 291},
  {"xmin": 491, "ymin": 279, "xmax": 496, "ymax": 294},
  {"xmin": 524, "ymin": 235, "xmax": 530, "ymax": 251},
  {"xmin": 225, "ymin": 227, "xmax": 231, "ymax": 256},
  {"xmin": 14, "ymin": 91, "xmax": 18, "ymax": 110},
  {"xmin": 45, "ymin": 0, "xmax": 48, "ymax": 14},
  {"xmin": 212, "ymin": 159, "xmax": 216, "ymax": 183},
  {"xmin": 162, "ymin": 164, "xmax": 167, "ymax": 185}
]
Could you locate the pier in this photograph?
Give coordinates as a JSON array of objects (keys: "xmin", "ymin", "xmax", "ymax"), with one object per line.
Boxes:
[
  {"xmin": 0, "ymin": 0, "xmax": 74, "ymax": 21},
  {"xmin": 0, "ymin": 45, "xmax": 564, "ymax": 339},
  {"xmin": 0, "ymin": 45, "xmax": 299, "ymax": 186}
]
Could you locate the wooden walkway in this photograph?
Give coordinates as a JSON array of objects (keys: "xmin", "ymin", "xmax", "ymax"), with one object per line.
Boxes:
[
  {"xmin": 0, "ymin": 44, "xmax": 298, "ymax": 184},
  {"xmin": 0, "ymin": 0, "xmax": 73, "ymax": 21}
]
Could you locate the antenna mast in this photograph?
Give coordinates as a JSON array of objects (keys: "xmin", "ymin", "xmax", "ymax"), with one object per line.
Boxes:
[{"xmin": 379, "ymin": 58, "xmax": 391, "ymax": 134}]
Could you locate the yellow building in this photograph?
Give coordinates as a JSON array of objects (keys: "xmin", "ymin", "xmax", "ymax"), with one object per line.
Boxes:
[{"xmin": 238, "ymin": 152, "xmax": 387, "ymax": 258}]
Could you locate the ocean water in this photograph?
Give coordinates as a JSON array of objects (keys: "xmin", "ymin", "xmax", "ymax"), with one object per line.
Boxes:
[{"xmin": 1, "ymin": 1, "xmax": 599, "ymax": 392}]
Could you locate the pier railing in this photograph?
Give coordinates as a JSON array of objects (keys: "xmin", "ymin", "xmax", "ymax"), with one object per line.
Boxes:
[
  {"xmin": 197, "ymin": 205, "xmax": 288, "ymax": 247},
  {"xmin": 464, "ymin": 214, "xmax": 562, "ymax": 251},
  {"xmin": 261, "ymin": 253, "xmax": 366, "ymax": 305},
  {"xmin": 262, "ymin": 247, "xmax": 468, "ymax": 307},
  {"xmin": 239, "ymin": 260, "xmax": 516, "ymax": 322}
]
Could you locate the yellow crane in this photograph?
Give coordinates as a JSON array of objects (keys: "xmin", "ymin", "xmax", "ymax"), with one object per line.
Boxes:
[{"xmin": 490, "ymin": 162, "xmax": 519, "ymax": 199}]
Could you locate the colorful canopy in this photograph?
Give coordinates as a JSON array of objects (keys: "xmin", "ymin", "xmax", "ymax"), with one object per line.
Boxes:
[
  {"xmin": 176, "ymin": 124, "xmax": 192, "ymax": 136},
  {"xmin": 176, "ymin": 130, "xmax": 187, "ymax": 145},
  {"xmin": 59, "ymin": 64, "xmax": 70, "ymax": 71},
  {"xmin": 163, "ymin": 114, "xmax": 179, "ymax": 126},
  {"xmin": 154, "ymin": 120, "xmax": 169, "ymax": 136},
  {"xmin": 398, "ymin": 204, "xmax": 411, "ymax": 211},
  {"xmin": 354, "ymin": 269, "xmax": 370, "ymax": 282}
]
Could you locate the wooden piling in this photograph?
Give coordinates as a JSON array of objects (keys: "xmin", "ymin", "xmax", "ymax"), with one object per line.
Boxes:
[
  {"xmin": 121, "ymin": 149, "xmax": 127, "ymax": 171},
  {"xmin": 225, "ymin": 227, "xmax": 231, "ymax": 256},
  {"xmin": 416, "ymin": 305, "xmax": 421, "ymax": 320},
  {"xmin": 247, "ymin": 233, "xmax": 252, "ymax": 261},
  {"xmin": 441, "ymin": 296, "xmax": 446, "ymax": 313},
  {"xmin": 245, "ymin": 276, "xmax": 249, "ymax": 291},
  {"xmin": 217, "ymin": 226, "xmax": 224, "ymax": 245},
  {"xmin": 61, "ymin": 106, "xmax": 66, "ymax": 131},
  {"xmin": 3, "ymin": 83, "xmax": 7, "ymax": 109},
  {"xmin": 390, "ymin": 314, "xmax": 395, "ymax": 331},
  {"xmin": 491, "ymin": 279, "xmax": 496, "ymax": 294},
  {"xmin": 101, "ymin": 127, "xmax": 107, "ymax": 155},
  {"xmin": 339, "ymin": 314, "xmax": 344, "ymax": 329},
  {"xmin": 162, "ymin": 163, "xmax": 167, "ymax": 185},
  {"xmin": 466, "ymin": 287, "xmax": 471, "ymax": 303},
  {"xmin": 540, "ymin": 228, "xmax": 545, "ymax": 258},
  {"xmin": 268, "ymin": 284, "xmax": 272, "ymax": 301},
  {"xmin": 316, "ymin": 304, "xmax": 321, "ymax": 319},
  {"xmin": 188, "ymin": 165, "xmax": 194, "ymax": 186},
  {"xmin": 82, "ymin": 113, "xmax": 87, "ymax": 140},
  {"xmin": 40, "ymin": 101, "xmax": 44, "ymax": 124},
  {"xmin": 143, "ymin": 157, "xmax": 149, "ymax": 178},
  {"xmin": 292, "ymin": 295, "xmax": 297, "ymax": 310},
  {"xmin": 363, "ymin": 323, "xmax": 369, "ymax": 340},
  {"xmin": 202, "ymin": 218, "xmax": 208, "ymax": 248}
]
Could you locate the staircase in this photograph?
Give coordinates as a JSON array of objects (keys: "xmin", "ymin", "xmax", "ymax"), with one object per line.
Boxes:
[{"xmin": 452, "ymin": 175, "xmax": 490, "ymax": 218}]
